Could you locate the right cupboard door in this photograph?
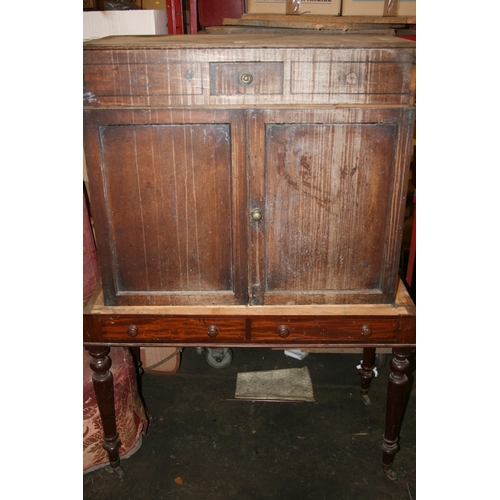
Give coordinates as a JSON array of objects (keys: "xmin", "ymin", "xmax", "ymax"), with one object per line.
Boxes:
[{"xmin": 249, "ymin": 107, "xmax": 415, "ymax": 305}]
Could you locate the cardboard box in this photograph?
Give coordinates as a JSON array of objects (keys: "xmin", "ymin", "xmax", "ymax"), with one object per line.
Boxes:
[
  {"xmin": 342, "ymin": 0, "xmax": 416, "ymax": 17},
  {"xmin": 140, "ymin": 347, "xmax": 181, "ymax": 374},
  {"xmin": 83, "ymin": 10, "xmax": 168, "ymax": 40},
  {"xmin": 247, "ymin": 0, "xmax": 341, "ymax": 16},
  {"xmin": 142, "ymin": 0, "xmax": 167, "ymax": 9}
]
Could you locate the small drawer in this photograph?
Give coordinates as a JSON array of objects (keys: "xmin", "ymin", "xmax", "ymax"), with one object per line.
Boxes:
[
  {"xmin": 209, "ymin": 62, "xmax": 284, "ymax": 95},
  {"xmin": 290, "ymin": 62, "xmax": 411, "ymax": 96},
  {"xmin": 83, "ymin": 62, "xmax": 203, "ymax": 101},
  {"xmin": 251, "ymin": 317, "xmax": 398, "ymax": 343},
  {"xmin": 100, "ymin": 316, "xmax": 246, "ymax": 344}
]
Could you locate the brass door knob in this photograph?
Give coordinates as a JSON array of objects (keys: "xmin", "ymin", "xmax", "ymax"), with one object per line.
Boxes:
[
  {"xmin": 278, "ymin": 325, "xmax": 290, "ymax": 338},
  {"xmin": 240, "ymin": 72, "xmax": 253, "ymax": 85},
  {"xmin": 207, "ymin": 325, "xmax": 219, "ymax": 338},
  {"xmin": 251, "ymin": 208, "xmax": 263, "ymax": 221}
]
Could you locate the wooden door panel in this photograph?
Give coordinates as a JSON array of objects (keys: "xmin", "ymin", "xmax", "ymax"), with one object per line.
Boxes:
[
  {"xmin": 265, "ymin": 122, "xmax": 395, "ymax": 291},
  {"xmin": 84, "ymin": 109, "xmax": 248, "ymax": 305},
  {"xmin": 101, "ymin": 123, "xmax": 233, "ymax": 292},
  {"xmin": 250, "ymin": 108, "xmax": 415, "ymax": 305}
]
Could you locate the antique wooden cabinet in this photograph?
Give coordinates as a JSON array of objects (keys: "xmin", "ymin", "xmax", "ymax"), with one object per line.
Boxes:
[
  {"xmin": 83, "ymin": 34, "xmax": 416, "ymax": 478},
  {"xmin": 83, "ymin": 34, "xmax": 415, "ymax": 308}
]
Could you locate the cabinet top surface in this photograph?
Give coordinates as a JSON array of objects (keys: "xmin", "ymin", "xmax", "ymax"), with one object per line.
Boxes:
[{"xmin": 83, "ymin": 34, "xmax": 415, "ymax": 50}]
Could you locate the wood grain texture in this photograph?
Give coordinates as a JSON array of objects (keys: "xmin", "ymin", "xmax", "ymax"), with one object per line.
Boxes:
[
  {"xmin": 85, "ymin": 280, "xmax": 414, "ymax": 317},
  {"xmin": 223, "ymin": 18, "xmax": 407, "ymax": 30},
  {"xmin": 83, "ymin": 34, "xmax": 416, "ymax": 49},
  {"xmin": 83, "ymin": 35, "xmax": 415, "ymax": 107},
  {"xmin": 250, "ymin": 317, "xmax": 399, "ymax": 343},
  {"xmin": 100, "ymin": 316, "xmax": 247, "ymax": 343},
  {"xmin": 240, "ymin": 14, "xmax": 416, "ymax": 24},
  {"xmin": 85, "ymin": 312, "xmax": 413, "ymax": 346},
  {"xmin": 83, "ymin": 35, "xmax": 415, "ymax": 308},
  {"xmin": 84, "ymin": 108, "xmax": 248, "ymax": 306},
  {"xmin": 205, "ymin": 26, "xmax": 396, "ymax": 36},
  {"xmin": 83, "ymin": 35, "xmax": 416, "ymax": 475},
  {"xmin": 209, "ymin": 62, "xmax": 284, "ymax": 95},
  {"xmin": 249, "ymin": 107, "xmax": 415, "ymax": 305}
]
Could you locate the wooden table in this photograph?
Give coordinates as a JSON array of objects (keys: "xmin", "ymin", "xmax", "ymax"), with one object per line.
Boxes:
[{"xmin": 84, "ymin": 278, "xmax": 415, "ymax": 480}]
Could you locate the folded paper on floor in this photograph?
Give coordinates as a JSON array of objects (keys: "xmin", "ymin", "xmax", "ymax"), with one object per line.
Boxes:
[{"xmin": 235, "ymin": 366, "xmax": 315, "ymax": 402}]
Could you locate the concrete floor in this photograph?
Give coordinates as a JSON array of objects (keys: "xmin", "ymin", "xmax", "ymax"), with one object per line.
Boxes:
[{"xmin": 83, "ymin": 347, "xmax": 416, "ymax": 500}]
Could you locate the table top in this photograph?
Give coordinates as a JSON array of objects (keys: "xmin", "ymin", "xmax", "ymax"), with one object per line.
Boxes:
[
  {"xmin": 85, "ymin": 278, "xmax": 415, "ymax": 318},
  {"xmin": 83, "ymin": 33, "xmax": 416, "ymax": 51}
]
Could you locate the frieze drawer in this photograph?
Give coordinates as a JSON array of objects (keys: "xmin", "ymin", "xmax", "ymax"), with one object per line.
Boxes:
[
  {"xmin": 250, "ymin": 317, "xmax": 399, "ymax": 343},
  {"xmin": 100, "ymin": 316, "xmax": 247, "ymax": 343}
]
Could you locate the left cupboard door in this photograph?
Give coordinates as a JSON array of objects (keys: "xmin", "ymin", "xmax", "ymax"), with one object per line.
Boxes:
[{"xmin": 83, "ymin": 109, "xmax": 248, "ymax": 306}]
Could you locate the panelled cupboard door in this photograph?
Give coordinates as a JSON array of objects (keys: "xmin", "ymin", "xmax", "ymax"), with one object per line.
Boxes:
[
  {"xmin": 249, "ymin": 107, "xmax": 415, "ymax": 305},
  {"xmin": 83, "ymin": 108, "xmax": 248, "ymax": 306}
]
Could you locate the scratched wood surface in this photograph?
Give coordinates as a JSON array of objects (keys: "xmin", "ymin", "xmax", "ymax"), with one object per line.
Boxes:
[
  {"xmin": 83, "ymin": 108, "xmax": 248, "ymax": 306},
  {"xmin": 83, "ymin": 42, "xmax": 415, "ymax": 107},
  {"xmin": 249, "ymin": 107, "xmax": 415, "ymax": 305},
  {"xmin": 205, "ymin": 26, "xmax": 396, "ymax": 36},
  {"xmin": 83, "ymin": 35, "xmax": 415, "ymax": 307},
  {"xmin": 83, "ymin": 34, "xmax": 416, "ymax": 49},
  {"xmin": 84, "ymin": 279, "xmax": 415, "ymax": 317},
  {"xmin": 240, "ymin": 14, "xmax": 416, "ymax": 24},
  {"xmin": 223, "ymin": 18, "xmax": 407, "ymax": 30}
]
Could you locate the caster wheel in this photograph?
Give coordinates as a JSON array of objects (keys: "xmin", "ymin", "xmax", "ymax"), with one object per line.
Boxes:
[{"xmin": 206, "ymin": 348, "xmax": 233, "ymax": 368}]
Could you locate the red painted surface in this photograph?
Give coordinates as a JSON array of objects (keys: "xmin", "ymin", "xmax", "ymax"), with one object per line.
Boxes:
[
  {"xmin": 395, "ymin": 35, "xmax": 416, "ymax": 41},
  {"xmin": 166, "ymin": 0, "xmax": 185, "ymax": 34},
  {"xmin": 83, "ymin": 192, "xmax": 100, "ymax": 302}
]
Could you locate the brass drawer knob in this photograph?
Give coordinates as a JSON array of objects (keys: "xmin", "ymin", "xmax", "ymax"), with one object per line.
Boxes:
[
  {"xmin": 251, "ymin": 208, "xmax": 263, "ymax": 221},
  {"xmin": 278, "ymin": 325, "xmax": 290, "ymax": 338},
  {"xmin": 127, "ymin": 325, "xmax": 139, "ymax": 337},
  {"xmin": 207, "ymin": 325, "xmax": 219, "ymax": 338},
  {"xmin": 360, "ymin": 325, "xmax": 372, "ymax": 337},
  {"xmin": 240, "ymin": 72, "xmax": 253, "ymax": 85}
]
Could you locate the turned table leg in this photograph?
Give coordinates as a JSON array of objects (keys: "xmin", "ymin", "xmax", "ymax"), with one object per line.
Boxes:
[
  {"xmin": 86, "ymin": 346, "xmax": 124, "ymax": 478},
  {"xmin": 381, "ymin": 347, "xmax": 414, "ymax": 480},
  {"xmin": 358, "ymin": 347, "xmax": 376, "ymax": 405}
]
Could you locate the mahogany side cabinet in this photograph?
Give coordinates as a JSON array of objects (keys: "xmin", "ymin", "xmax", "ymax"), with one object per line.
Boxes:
[{"xmin": 83, "ymin": 34, "xmax": 416, "ymax": 480}]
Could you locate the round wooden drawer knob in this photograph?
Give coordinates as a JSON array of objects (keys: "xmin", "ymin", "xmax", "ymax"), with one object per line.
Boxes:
[
  {"xmin": 360, "ymin": 325, "xmax": 372, "ymax": 337},
  {"xmin": 278, "ymin": 325, "xmax": 290, "ymax": 338},
  {"xmin": 127, "ymin": 325, "xmax": 139, "ymax": 337},
  {"xmin": 207, "ymin": 325, "xmax": 219, "ymax": 338}
]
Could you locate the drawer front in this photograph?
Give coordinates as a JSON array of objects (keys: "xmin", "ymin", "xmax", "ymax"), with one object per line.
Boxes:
[
  {"xmin": 251, "ymin": 317, "xmax": 399, "ymax": 343},
  {"xmin": 83, "ymin": 62, "xmax": 203, "ymax": 100},
  {"xmin": 210, "ymin": 62, "xmax": 284, "ymax": 95},
  {"xmin": 290, "ymin": 62, "xmax": 412, "ymax": 95},
  {"xmin": 100, "ymin": 316, "xmax": 246, "ymax": 343}
]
